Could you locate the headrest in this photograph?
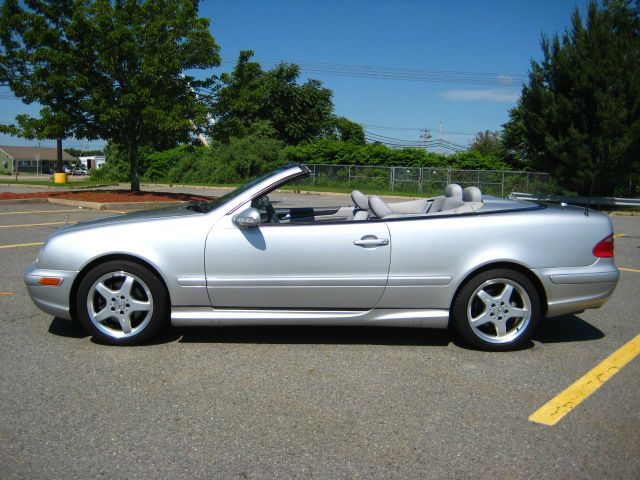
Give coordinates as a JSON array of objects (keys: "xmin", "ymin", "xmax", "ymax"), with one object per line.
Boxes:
[
  {"xmin": 462, "ymin": 186, "xmax": 482, "ymax": 202},
  {"xmin": 445, "ymin": 183, "xmax": 463, "ymax": 198},
  {"xmin": 351, "ymin": 190, "xmax": 369, "ymax": 210},
  {"xmin": 368, "ymin": 195, "xmax": 393, "ymax": 218}
]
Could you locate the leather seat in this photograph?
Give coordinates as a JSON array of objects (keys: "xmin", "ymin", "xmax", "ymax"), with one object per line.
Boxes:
[
  {"xmin": 463, "ymin": 186, "xmax": 482, "ymax": 202},
  {"xmin": 428, "ymin": 184, "xmax": 464, "ymax": 213}
]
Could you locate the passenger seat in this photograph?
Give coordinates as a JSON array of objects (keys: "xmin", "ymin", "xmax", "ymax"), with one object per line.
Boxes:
[{"xmin": 427, "ymin": 184, "xmax": 464, "ymax": 214}]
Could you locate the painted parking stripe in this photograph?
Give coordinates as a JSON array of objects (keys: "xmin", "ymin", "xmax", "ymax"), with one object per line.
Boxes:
[
  {"xmin": 613, "ymin": 233, "xmax": 626, "ymax": 238},
  {"xmin": 619, "ymin": 267, "xmax": 640, "ymax": 273},
  {"xmin": 0, "ymin": 209, "xmax": 80, "ymax": 215},
  {"xmin": 529, "ymin": 334, "xmax": 640, "ymax": 426},
  {"xmin": 0, "ymin": 292, "xmax": 13, "ymax": 296},
  {"xmin": 0, "ymin": 242, "xmax": 44, "ymax": 249},
  {"xmin": 0, "ymin": 221, "xmax": 76, "ymax": 229}
]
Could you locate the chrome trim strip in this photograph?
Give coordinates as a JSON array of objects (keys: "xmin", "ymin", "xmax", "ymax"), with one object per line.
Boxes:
[
  {"xmin": 205, "ymin": 276, "xmax": 388, "ymax": 287},
  {"xmin": 176, "ymin": 277, "xmax": 207, "ymax": 287},
  {"xmin": 387, "ymin": 276, "xmax": 452, "ymax": 286}
]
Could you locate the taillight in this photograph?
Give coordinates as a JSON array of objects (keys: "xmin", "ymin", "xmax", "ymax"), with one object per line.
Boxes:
[{"xmin": 593, "ymin": 234, "xmax": 614, "ymax": 258}]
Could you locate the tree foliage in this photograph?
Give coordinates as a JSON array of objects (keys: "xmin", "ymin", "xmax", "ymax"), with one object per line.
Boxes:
[
  {"xmin": 324, "ymin": 117, "xmax": 366, "ymax": 145},
  {"xmin": 282, "ymin": 139, "xmax": 510, "ymax": 170},
  {"xmin": 0, "ymin": 0, "xmax": 220, "ymax": 191},
  {"xmin": 503, "ymin": 0, "xmax": 640, "ymax": 196},
  {"xmin": 468, "ymin": 129, "xmax": 516, "ymax": 165},
  {"xmin": 93, "ymin": 132, "xmax": 285, "ymax": 184},
  {"xmin": 212, "ymin": 51, "xmax": 334, "ymax": 145},
  {"xmin": 0, "ymin": 0, "xmax": 93, "ymax": 171}
]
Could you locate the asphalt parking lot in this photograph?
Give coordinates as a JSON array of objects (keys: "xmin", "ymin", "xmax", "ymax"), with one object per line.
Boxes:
[{"xmin": 0, "ymin": 201, "xmax": 638, "ymax": 479}]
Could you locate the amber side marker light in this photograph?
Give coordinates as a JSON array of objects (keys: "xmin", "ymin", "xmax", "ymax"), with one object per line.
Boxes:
[
  {"xmin": 38, "ymin": 277, "xmax": 63, "ymax": 286},
  {"xmin": 593, "ymin": 234, "xmax": 614, "ymax": 258}
]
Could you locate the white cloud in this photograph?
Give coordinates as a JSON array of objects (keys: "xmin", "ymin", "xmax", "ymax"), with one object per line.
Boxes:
[{"xmin": 438, "ymin": 89, "xmax": 519, "ymax": 103}]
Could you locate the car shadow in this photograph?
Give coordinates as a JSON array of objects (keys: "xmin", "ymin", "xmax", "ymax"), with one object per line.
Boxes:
[
  {"xmin": 48, "ymin": 314, "xmax": 604, "ymax": 348},
  {"xmin": 533, "ymin": 314, "xmax": 604, "ymax": 343},
  {"xmin": 176, "ymin": 325, "xmax": 452, "ymax": 347},
  {"xmin": 48, "ymin": 317, "xmax": 89, "ymax": 339},
  {"xmin": 47, "ymin": 317, "xmax": 182, "ymax": 345}
]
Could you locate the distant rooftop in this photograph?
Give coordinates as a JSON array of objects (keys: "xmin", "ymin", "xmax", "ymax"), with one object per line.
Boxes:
[{"xmin": 0, "ymin": 145, "xmax": 77, "ymax": 161}]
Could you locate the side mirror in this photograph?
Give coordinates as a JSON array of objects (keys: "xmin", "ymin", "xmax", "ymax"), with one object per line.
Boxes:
[{"xmin": 233, "ymin": 207, "xmax": 261, "ymax": 228}]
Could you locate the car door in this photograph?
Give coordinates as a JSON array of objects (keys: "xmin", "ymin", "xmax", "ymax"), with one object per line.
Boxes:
[{"xmin": 204, "ymin": 215, "xmax": 391, "ymax": 310}]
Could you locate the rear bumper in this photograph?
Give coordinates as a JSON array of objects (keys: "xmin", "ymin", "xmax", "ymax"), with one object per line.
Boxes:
[
  {"xmin": 534, "ymin": 259, "xmax": 619, "ymax": 318},
  {"xmin": 24, "ymin": 264, "xmax": 78, "ymax": 320}
]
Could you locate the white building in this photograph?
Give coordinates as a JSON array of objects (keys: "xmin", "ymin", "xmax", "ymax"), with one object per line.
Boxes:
[{"xmin": 78, "ymin": 155, "xmax": 106, "ymax": 170}]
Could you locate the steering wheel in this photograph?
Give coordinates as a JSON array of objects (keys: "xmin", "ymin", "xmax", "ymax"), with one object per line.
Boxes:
[{"xmin": 261, "ymin": 196, "xmax": 280, "ymax": 223}]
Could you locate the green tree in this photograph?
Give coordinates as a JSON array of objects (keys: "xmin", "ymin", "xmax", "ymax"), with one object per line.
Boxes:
[
  {"xmin": 0, "ymin": 0, "xmax": 90, "ymax": 173},
  {"xmin": 325, "ymin": 117, "xmax": 366, "ymax": 144},
  {"xmin": 212, "ymin": 51, "xmax": 334, "ymax": 145},
  {"xmin": 503, "ymin": 0, "xmax": 640, "ymax": 196},
  {"xmin": 0, "ymin": 0, "xmax": 220, "ymax": 192},
  {"xmin": 468, "ymin": 130, "xmax": 504, "ymax": 157}
]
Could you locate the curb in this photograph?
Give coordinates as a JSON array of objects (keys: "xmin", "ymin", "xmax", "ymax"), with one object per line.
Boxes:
[
  {"xmin": 47, "ymin": 198, "xmax": 188, "ymax": 211},
  {"xmin": 0, "ymin": 182, "xmax": 116, "ymax": 190},
  {"xmin": 0, "ymin": 197, "xmax": 188, "ymax": 211},
  {"xmin": 0, "ymin": 198, "xmax": 48, "ymax": 205}
]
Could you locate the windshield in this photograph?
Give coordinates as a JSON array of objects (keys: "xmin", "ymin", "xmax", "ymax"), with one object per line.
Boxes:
[{"xmin": 190, "ymin": 164, "xmax": 306, "ymax": 213}]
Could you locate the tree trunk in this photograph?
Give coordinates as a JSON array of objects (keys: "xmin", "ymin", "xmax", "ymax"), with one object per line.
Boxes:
[
  {"xmin": 56, "ymin": 138, "xmax": 63, "ymax": 173},
  {"xmin": 129, "ymin": 139, "xmax": 140, "ymax": 193}
]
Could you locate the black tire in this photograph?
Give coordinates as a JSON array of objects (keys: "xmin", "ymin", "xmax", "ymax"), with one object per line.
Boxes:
[
  {"xmin": 75, "ymin": 260, "xmax": 169, "ymax": 345},
  {"xmin": 452, "ymin": 268, "xmax": 541, "ymax": 351}
]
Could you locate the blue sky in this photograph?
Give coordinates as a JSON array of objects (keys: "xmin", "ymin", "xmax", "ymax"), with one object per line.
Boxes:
[{"xmin": 0, "ymin": 0, "xmax": 588, "ymax": 152}]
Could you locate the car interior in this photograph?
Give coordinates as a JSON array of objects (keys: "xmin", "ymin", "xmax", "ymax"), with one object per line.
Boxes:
[{"xmin": 251, "ymin": 183, "xmax": 484, "ymax": 224}]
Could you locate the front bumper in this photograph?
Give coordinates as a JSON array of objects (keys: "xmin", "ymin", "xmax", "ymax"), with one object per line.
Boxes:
[
  {"xmin": 24, "ymin": 264, "xmax": 79, "ymax": 320},
  {"xmin": 534, "ymin": 259, "xmax": 620, "ymax": 318}
]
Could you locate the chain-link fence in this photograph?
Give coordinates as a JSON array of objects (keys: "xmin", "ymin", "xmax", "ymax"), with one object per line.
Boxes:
[{"xmin": 300, "ymin": 164, "xmax": 551, "ymax": 197}]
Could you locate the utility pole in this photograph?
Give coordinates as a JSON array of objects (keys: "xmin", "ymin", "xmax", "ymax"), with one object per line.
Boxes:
[
  {"xmin": 439, "ymin": 121, "xmax": 443, "ymax": 147},
  {"xmin": 419, "ymin": 129, "xmax": 431, "ymax": 152}
]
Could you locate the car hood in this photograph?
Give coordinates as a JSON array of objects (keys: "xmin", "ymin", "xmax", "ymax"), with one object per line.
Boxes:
[{"xmin": 54, "ymin": 204, "xmax": 203, "ymax": 234}]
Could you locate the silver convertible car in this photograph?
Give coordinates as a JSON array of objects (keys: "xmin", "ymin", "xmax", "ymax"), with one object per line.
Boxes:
[{"xmin": 24, "ymin": 164, "xmax": 619, "ymax": 350}]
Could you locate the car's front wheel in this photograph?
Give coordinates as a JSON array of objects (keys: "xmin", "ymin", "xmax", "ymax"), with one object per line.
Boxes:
[
  {"xmin": 76, "ymin": 260, "xmax": 168, "ymax": 345},
  {"xmin": 452, "ymin": 268, "xmax": 541, "ymax": 351}
]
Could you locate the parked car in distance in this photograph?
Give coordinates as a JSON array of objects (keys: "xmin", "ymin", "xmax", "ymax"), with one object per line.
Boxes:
[
  {"xmin": 64, "ymin": 164, "xmax": 87, "ymax": 175},
  {"xmin": 24, "ymin": 164, "xmax": 619, "ymax": 350}
]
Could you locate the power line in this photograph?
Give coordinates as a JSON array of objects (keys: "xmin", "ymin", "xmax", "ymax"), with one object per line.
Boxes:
[
  {"xmin": 362, "ymin": 123, "xmax": 477, "ymax": 136},
  {"xmin": 364, "ymin": 129, "xmax": 467, "ymax": 153},
  {"xmin": 220, "ymin": 57, "xmax": 526, "ymax": 87}
]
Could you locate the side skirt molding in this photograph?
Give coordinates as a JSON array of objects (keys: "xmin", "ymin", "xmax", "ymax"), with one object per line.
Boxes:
[{"xmin": 171, "ymin": 307, "xmax": 450, "ymax": 329}]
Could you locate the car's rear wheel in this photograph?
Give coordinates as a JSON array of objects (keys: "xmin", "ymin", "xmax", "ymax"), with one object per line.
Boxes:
[
  {"xmin": 76, "ymin": 260, "xmax": 168, "ymax": 345},
  {"xmin": 452, "ymin": 268, "xmax": 541, "ymax": 351}
]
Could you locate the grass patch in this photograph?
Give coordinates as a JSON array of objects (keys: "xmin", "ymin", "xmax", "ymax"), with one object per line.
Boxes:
[{"xmin": 0, "ymin": 178, "xmax": 117, "ymax": 188}]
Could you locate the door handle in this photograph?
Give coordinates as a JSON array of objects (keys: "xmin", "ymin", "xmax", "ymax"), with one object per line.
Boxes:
[{"xmin": 353, "ymin": 237, "xmax": 389, "ymax": 247}]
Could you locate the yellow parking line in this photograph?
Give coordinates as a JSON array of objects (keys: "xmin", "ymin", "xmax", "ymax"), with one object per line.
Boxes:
[
  {"xmin": 613, "ymin": 233, "xmax": 626, "ymax": 238},
  {"xmin": 529, "ymin": 334, "xmax": 640, "ymax": 426},
  {"xmin": 0, "ymin": 221, "xmax": 76, "ymax": 229},
  {"xmin": 104, "ymin": 209, "xmax": 127, "ymax": 214},
  {"xmin": 0, "ymin": 292, "xmax": 13, "ymax": 296},
  {"xmin": 620, "ymin": 267, "xmax": 640, "ymax": 273},
  {"xmin": 0, "ymin": 209, "xmax": 79, "ymax": 215},
  {"xmin": 0, "ymin": 242, "xmax": 44, "ymax": 249}
]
